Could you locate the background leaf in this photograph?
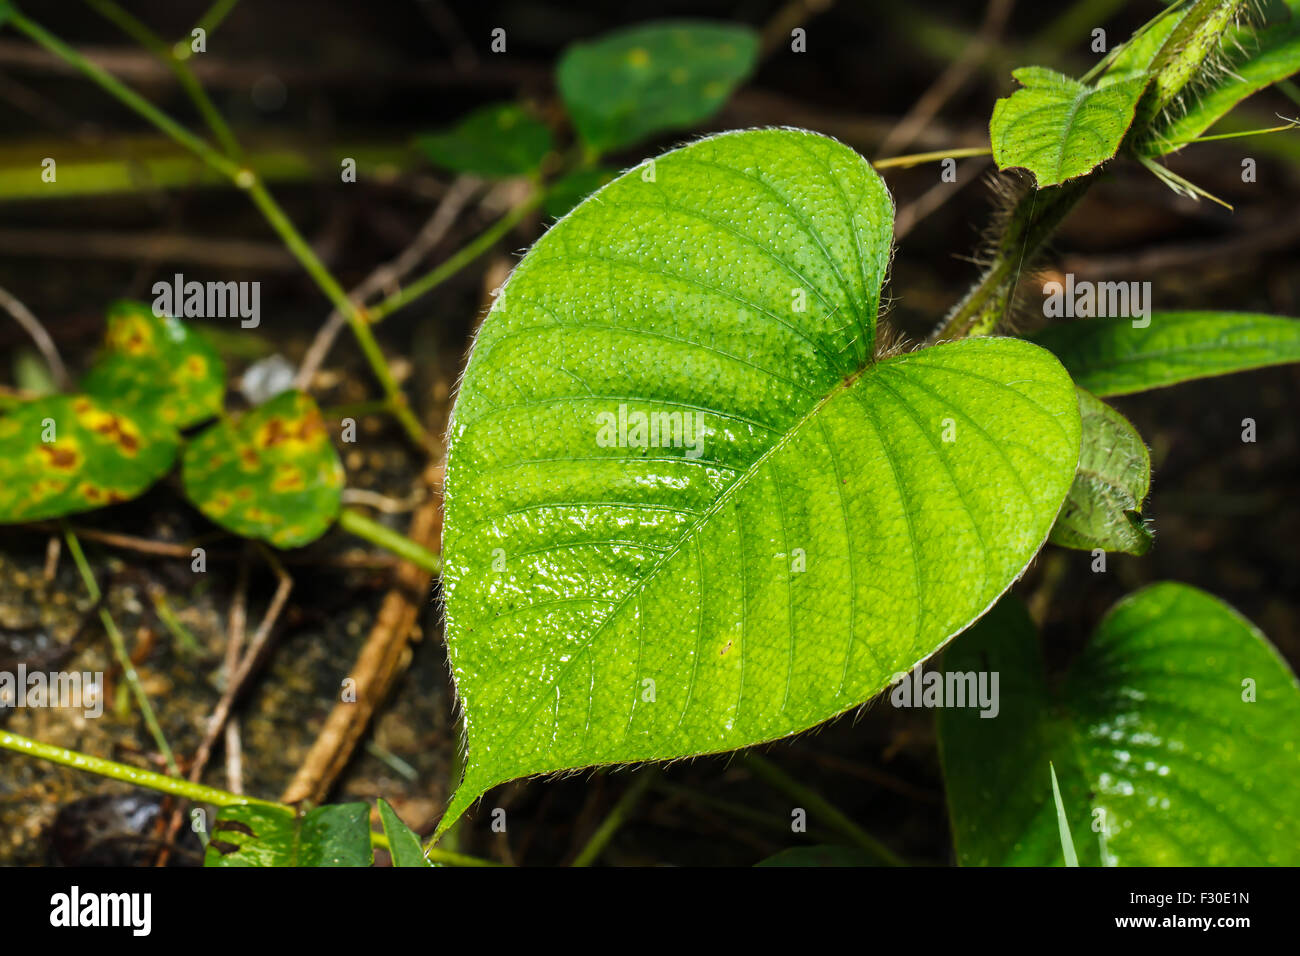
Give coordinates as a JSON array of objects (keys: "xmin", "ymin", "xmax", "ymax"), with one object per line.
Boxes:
[
  {"xmin": 556, "ymin": 21, "xmax": 758, "ymax": 153},
  {"xmin": 181, "ymin": 389, "xmax": 343, "ymax": 548},
  {"xmin": 1048, "ymin": 388, "xmax": 1152, "ymax": 556},
  {"xmin": 544, "ymin": 166, "xmax": 619, "ymax": 218},
  {"xmin": 0, "ymin": 393, "xmax": 179, "ymax": 522},
  {"xmin": 81, "ymin": 300, "xmax": 225, "ymax": 429},
  {"xmin": 938, "ymin": 585, "xmax": 1300, "ymax": 865},
  {"xmin": 440, "ymin": 129, "xmax": 1082, "ymax": 831},
  {"xmin": 416, "ymin": 102, "xmax": 553, "ymax": 177},
  {"xmin": 204, "ymin": 803, "xmax": 372, "ymax": 867},
  {"xmin": 1032, "ymin": 310, "xmax": 1300, "ymax": 396},
  {"xmin": 377, "ymin": 799, "xmax": 431, "ymax": 867},
  {"xmin": 990, "ymin": 67, "xmax": 1147, "ymax": 186}
]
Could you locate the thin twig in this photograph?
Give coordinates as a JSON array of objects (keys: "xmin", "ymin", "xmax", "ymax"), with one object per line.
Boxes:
[{"xmin": 0, "ymin": 281, "xmax": 69, "ymax": 389}]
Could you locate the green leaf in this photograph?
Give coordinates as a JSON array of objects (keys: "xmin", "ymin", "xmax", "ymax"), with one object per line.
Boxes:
[
  {"xmin": 416, "ymin": 103, "xmax": 553, "ymax": 178},
  {"xmin": 81, "ymin": 301, "xmax": 225, "ymax": 429},
  {"xmin": 1032, "ymin": 310, "xmax": 1300, "ymax": 396},
  {"xmin": 0, "ymin": 393, "xmax": 179, "ymax": 522},
  {"xmin": 204, "ymin": 803, "xmax": 372, "ymax": 867},
  {"xmin": 939, "ymin": 585, "xmax": 1300, "ymax": 865},
  {"xmin": 440, "ymin": 129, "xmax": 1082, "ymax": 832},
  {"xmin": 990, "ymin": 67, "xmax": 1148, "ymax": 186},
  {"xmin": 557, "ymin": 21, "xmax": 759, "ymax": 153},
  {"xmin": 377, "ymin": 799, "xmax": 432, "ymax": 867},
  {"xmin": 1048, "ymin": 388, "xmax": 1152, "ymax": 556},
  {"xmin": 181, "ymin": 389, "xmax": 343, "ymax": 548},
  {"xmin": 756, "ymin": 846, "xmax": 879, "ymax": 867},
  {"xmin": 543, "ymin": 166, "xmax": 619, "ymax": 219},
  {"xmin": 1146, "ymin": 23, "xmax": 1300, "ymax": 154},
  {"xmin": 1048, "ymin": 762, "xmax": 1079, "ymax": 866}
]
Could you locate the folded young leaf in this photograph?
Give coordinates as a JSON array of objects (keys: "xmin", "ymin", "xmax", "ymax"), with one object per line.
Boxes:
[
  {"xmin": 0, "ymin": 393, "xmax": 179, "ymax": 522},
  {"xmin": 377, "ymin": 799, "xmax": 432, "ymax": 867},
  {"xmin": 440, "ymin": 129, "xmax": 1082, "ymax": 833},
  {"xmin": 416, "ymin": 103, "xmax": 554, "ymax": 178},
  {"xmin": 1032, "ymin": 310, "xmax": 1300, "ymax": 396},
  {"xmin": 557, "ymin": 21, "xmax": 758, "ymax": 153},
  {"xmin": 204, "ymin": 803, "xmax": 372, "ymax": 867},
  {"xmin": 939, "ymin": 584, "xmax": 1300, "ymax": 865},
  {"xmin": 1048, "ymin": 388, "xmax": 1152, "ymax": 556},
  {"xmin": 181, "ymin": 389, "xmax": 343, "ymax": 548},
  {"xmin": 990, "ymin": 67, "xmax": 1148, "ymax": 186}
]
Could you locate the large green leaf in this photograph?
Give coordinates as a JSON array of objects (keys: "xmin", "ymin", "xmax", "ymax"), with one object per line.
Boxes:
[
  {"xmin": 1048, "ymin": 388, "xmax": 1152, "ymax": 556},
  {"xmin": 557, "ymin": 21, "xmax": 758, "ymax": 153},
  {"xmin": 416, "ymin": 103, "xmax": 553, "ymax": 178},
  {"xmin": 0, "ymin": 393, "xmax": 179, "ymax": 522},
  {"xmin": 81, "ymin": 301, "xmax": 225, "ymax": 429},
  {"xmin": 939, "ymin": 586, "xmax": 1300, "ymax": 865},
  {"xmin": 204, "ymin": 803, "xmax": 372, "ymax": 867},
  {"xmin": 1032, "ymin": 310, "xmax": 1300, "ymax": 396},
  {"xmin": 990, "ymin": 67, "xmax": 1148, "ymax": 186},
  {"xmin": 181, "ymin": 389, "xmax": 343, "ymax": 548},
  {"xmin": 440, "ymin": 129, "xmax": 1082, "ymax": 832}
]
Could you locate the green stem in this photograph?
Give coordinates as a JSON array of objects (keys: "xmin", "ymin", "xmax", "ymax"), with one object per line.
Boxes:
[
  {"xmin": 337, "ymin": 507, "xmax": 441, "ymax": 575},
  {"xmin": 743, "ymin": 753, "xmax": 904, "ymax": 866},
  {"xmin": 368, "ymin": 829, "xmax": 503, "ymax": 867},
  {"xmin": 63, "ymin": 526, "xmax": 179, "ymax": 775},
  {"xmin": 192, "ymin": 0, "xmax": 242, "ymax": 41},
  {"xmin": 0, "ymin": 729, "xmax": 278, "ymax": 807},
  {"xmin": 873, "ymin": 145, "xmax": 992, "ymax": 169},
  {"xmin": 571, "ymin": 769, "xmax": 656, "ymax": 867},
  {"xmin": 368, "ymin": 190, "xmax": 544, "ymax": 324}
]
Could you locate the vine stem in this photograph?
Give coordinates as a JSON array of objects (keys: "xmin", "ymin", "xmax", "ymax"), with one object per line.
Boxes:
[
  {"xmin": 6, "ymin": 6, "xmax": 427, "ymax": 450},
  {"xmin": 337, "ymin": 507, "xmax": 442, "ymax": 575},
  {"xmin": 63, "ymin": 526, "xmax": 179, "ymax": 775},
  {"xmin": 570, "ymin": 769, "xmax": 657, "ymax": 867},
  {"xmin": 0, "ymin": 729, "xmax": 279, "ymax": 808},
  {"xmin": 743, "ymin": 753, "xmax": 904, "ymax": 865}
]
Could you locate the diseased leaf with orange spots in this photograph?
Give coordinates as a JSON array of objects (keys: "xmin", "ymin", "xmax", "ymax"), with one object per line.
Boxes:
[
  {"xmin": 181, "ymin": 390, "xmax": 343, "ymax": 548},
  {"xmin": 81, "ymin": 301, "xmax": 226, "ymax": 429},
  {"xmin": 0, "ymin": 393, "xmax": 180, "ymax": 522}
]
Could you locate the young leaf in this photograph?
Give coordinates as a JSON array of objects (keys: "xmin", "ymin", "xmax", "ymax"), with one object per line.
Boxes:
[
  {"xmin": 416, "ymin": 103, "xmax": 554, "ymax": 178},
  {"xmin": 81, "ymin": 301, "xmax": 225, "ymax": 429},
  {"xmin": 1032, "ymin": 310, "xmax": 1300, "ymax": 396},
  {"xmin": 556, "ymin": 21, "xmax": 758, "ymax": 153},
  {"xmin": 543, "ymin": 166, "xmax": 619, "ymax": 219},
  {"xmin": 939, "ymin": 585, "xmax": 1300, "ymax": 865},
  {"xmin": 0, "ymin": 393, "xmax": 179, "ymax": 522},
  {"xmin": 756, "ymin": 846, "xmax": 878, "ymax": 867},
  {"xmin": 377, "ymin": 799, "xmax": 432, "ymax": 867},
  {"xmin": 1048, "ymin": 762, "xmax": 1079, "ymax": 867},
  {"xmin": 989, "ymin": 67, "xmax": 1148, "ymax": 186},
  {"xmin": 440, "ymin": 129, "xmax": 1082, "ymax": 832},
  {"xmin": 204, "ymin": 803, "xmax": 372, "ymax": 867},
  {"xmin": 181, "ymin": 389, "xmax": 343, "ymax": 548},
  {"xmin": 1048, "ymin": 388, "xmax": 1152, "ymax": 556}
]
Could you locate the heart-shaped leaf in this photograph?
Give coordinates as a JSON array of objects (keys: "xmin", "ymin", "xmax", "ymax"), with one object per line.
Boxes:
[
  {"xmin": 990, "ymin": 67, "xmax": 1148, "ymax": 186},
  {"xmin": 417, "ymin": 103, "xmax": 554, "ymax": 178},
  {"xmin": 557, "ymin": 21, "xmax": 758, "ymax": 153},
  {"xmin": 181, "ymin": 389, "xmax": 343, "ymax": 548},
  {"xmin": 204, "ymin": 803, "xmax": 371, "ymax": 867},
  {"xmin": 440, "ymin": 129, "xmax": 1082, "ymax": 831},
  {"xmin": 1032, "ymin": 311, "xmax": 1300, "ymax": 396},
  {"xmin": 1048, "ymin": 388, "xmax": 1152, "ymax": 556},
  {"xmin": 0, "ymin": 393, "xmax": 179, "ymax": 522},
  {"xmin": 938, "ymin": 585, "xmax": 1300, "ymax": 865},
  {"xmin": 81, "ymin": 300, "xmax": 225, "ymax": 429}
]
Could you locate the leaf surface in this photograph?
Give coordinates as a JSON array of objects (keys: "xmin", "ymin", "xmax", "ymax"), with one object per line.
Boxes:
[
  {"xmin": 939, "ymin": 586, "xmax": 1300, "ymax": 865},
  {"xmin": 441, "ymin": 129, "xmax": 1082, "ymax": 830},
  {"xmin": 204, "ymin": 803, "xmax": 372, "ymax": 867},
  {"xmin": 1032, "ymin": 310, "xmax": 1300, "ymax": 396}
]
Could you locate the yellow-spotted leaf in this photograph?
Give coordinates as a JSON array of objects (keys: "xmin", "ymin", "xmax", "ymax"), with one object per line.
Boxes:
[
  {"xmin": 0, "ymin": 393, "xmax": 179, "ymax": 522},
  {"xmin": 181, "ymin": 390, "xmax": 343, "ymax": 548},
  {"xmin": 81, "ymin": 301, "xmax": 225, "ymax": 429}
]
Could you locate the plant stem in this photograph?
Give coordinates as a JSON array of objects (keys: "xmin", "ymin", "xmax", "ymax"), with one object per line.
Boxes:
[
  {"xmin": 873, "ymin": 145, "xmax": 992, "ymax": 169},
  {"xmin": 368, "ymin": 190, "xmax": 544, "ymax": 324},
  {"xmin": 63, "ymin": 526, "xmax": 179, "ymax": 775},
  {"xmin": 743, "ymin": 753, "xmax": 904, "ymax": 866},
  {"xmin": 0, "ymin": 729, "xmax": 279, "ymax": 807},
  {"xmin": 192, "ymin": 0, "xmax": 242, "ymax": 41},
  {"xmin": 337, "ymin": 506, "xmax": 442, "ymax": 575},
  {"xmin": 571, "ymin": 769, "xmax": 656, "ymax": 867}
]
